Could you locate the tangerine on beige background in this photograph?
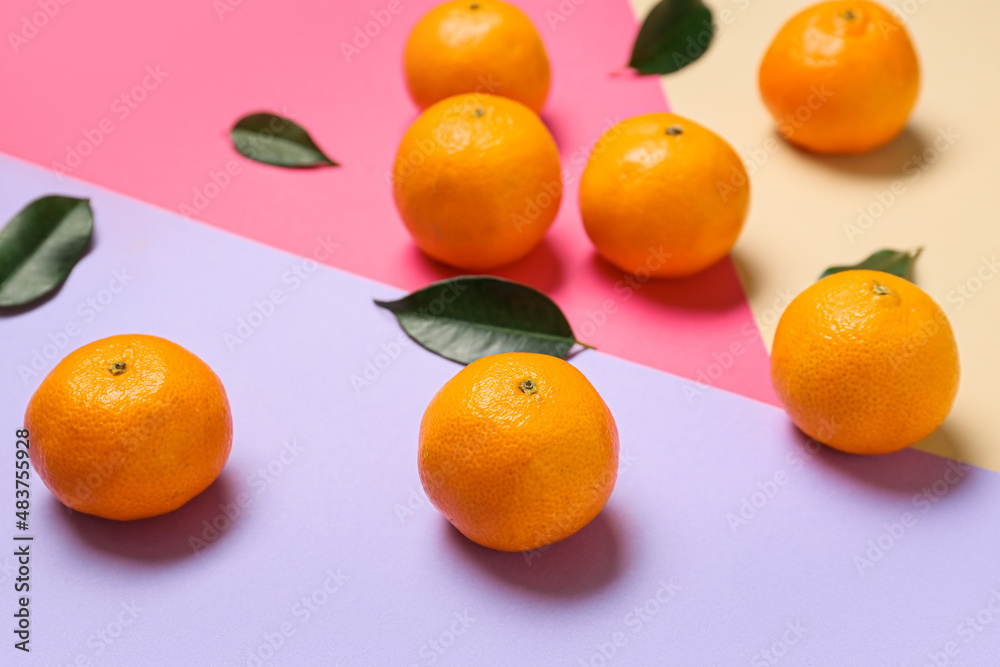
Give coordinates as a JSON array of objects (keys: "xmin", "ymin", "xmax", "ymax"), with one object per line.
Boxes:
[
  {"xmin": 628, "ymin": 0, "xmax": 1000, "ymax": 471},
  {"xmin": 403, "ymin": 0, "xmax": 551, "ymax": 113},
  {"xmin": 418, "ymin": 353, "xmax": 619, "ymax": 552},
  {"xmin": 392, "ymin": 93, "xmax": 562, "ymax": 271},
  {"xmin": 579, "ymin": 112, "xmax": 750, "ymax": 277},
  {"xmin": 771, "ymin": 270, "xmax": 959, "ymax": 454},
  {"xmin": 24, "ymin": 334, "xmax": 233, "ymax": 521},
  {"xmin": 759, "ymin": 0, "xmax": 920, "ymax": 154}
]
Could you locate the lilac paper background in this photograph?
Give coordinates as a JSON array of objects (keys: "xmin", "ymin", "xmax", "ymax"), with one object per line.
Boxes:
[{"xmin": 1, "ymin": 153, "xmax": 999, "ymax": 666}]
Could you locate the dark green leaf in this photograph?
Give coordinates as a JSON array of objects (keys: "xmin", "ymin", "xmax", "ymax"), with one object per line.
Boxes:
[
  {"xmin": 0, "ymin": 196, "xmax": 93, "ymax": 308},
  {"xmin": 231, "ymin": 112, "xmax": 338, "ymax": 168},
  {"xmin": 375, "ymin": 276, "xmax": 590, "ymax": 365},
  {"xmin": 820, "ymin": 248, "xmax": 922, "ymax": 280},
  {"xmin": 629, "ymin": 0, "xmax": 715, "ymax": 75}
]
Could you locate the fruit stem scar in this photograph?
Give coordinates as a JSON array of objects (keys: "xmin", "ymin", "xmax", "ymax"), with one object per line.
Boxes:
[
  {"xmin": 842, "ymin": 9, "xmax": 856, "ymax": 19},
  {"xmin": 873, "ymin": 281, "xmax": 890, "ymax": 296},
  {"xmin": 474, "ymin": 107, "xmax": 485, "ymax": 117},
  {"xmin": 666, "ymin": 125, "xmax": 683, "ymax": 136},
  {"xmin": 519, "ymin": 379, "xmax": 538, "ymax": 395},
  {"xmin": 108, "ymin": 362, "xmax": 127, "ymax": 375},
  {"xmin": 470, "ymin": 2, "xmax": 480, "ymax": 8}
]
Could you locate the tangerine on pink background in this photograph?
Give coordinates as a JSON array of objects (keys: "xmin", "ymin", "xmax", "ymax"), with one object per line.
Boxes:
[{"xmin": 0, "ymin": 0, "xmax": 776, "ymax": 405}]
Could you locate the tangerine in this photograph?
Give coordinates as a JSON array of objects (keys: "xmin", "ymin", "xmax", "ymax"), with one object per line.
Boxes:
[
  {"xmin": 25, "ymin": 334, "xmax": 233, "ymax": 520},
  {"xmin": 418, "ymin": 353, "xmax": 619, "ymax": 552}
]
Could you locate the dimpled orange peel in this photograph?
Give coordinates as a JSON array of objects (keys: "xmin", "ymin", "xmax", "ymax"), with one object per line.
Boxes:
[
  {"xmin": 25, "ymin": 334, "xmax": 233, "ymax": 520},
  {"xmin": 418, "ymin": 353, "xmax": 619, "ymax": 552}
]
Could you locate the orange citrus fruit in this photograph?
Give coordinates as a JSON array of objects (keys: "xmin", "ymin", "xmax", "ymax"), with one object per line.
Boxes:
[
  {"xmin": 759, "ymin": 0, "xmax": 920, "ymax": 154},
  {"xmin": 404, "ymin": 0, "xmax": 551, "ymax": 113},
  {"xmin": 579, "ymin": 112, "xmax": 749, "ymax": 278},
  {"xmin": 418, "ymin": 353, "xmax": 619, "ymax": 552},
  {"xmin": 25, "ymin": 334, "xmax": 233, "ymax": 520},
  {"xmin": 771, "ymin": 270, "xmax": 959, "ymax": 455},
  {"xmin": 393, "ymin": 93, "xmax": 562, "ymax": 270}
]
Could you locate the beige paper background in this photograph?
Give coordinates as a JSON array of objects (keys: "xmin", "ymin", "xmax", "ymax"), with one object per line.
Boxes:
[{"xmin": 627, "ymin": 0, "xmax": 1000, "ymax": 471}]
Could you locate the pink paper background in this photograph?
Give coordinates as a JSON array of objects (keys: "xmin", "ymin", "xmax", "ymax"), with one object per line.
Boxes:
[{"xmin": 0, "ymin": 0, "xmax": 777, "ymax": 405}]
